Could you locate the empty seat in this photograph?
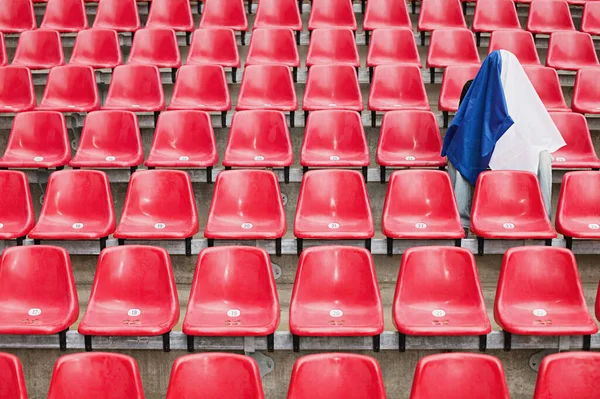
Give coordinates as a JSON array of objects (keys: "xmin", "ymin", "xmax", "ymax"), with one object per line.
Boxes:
[
  {"xmin": 572, "ymin": 67, "xmax": 600, "ymax": 114},
  {"xmin": 146, "ymin": 0, "xmax": 194, "ymax": 35},
  {"xmin": 254, "ymin": 0, "xmax": 302, "ymax": 32},
  {"xmin": 0, "ymin": 246, "xmax": 78, "ymax": 349},
  {"xmin": 185, "ymin": 29, "xmax": 240, "ymax": 82},
  {"xmin": 103, "ymin": 64, "xmax": 165, "ymax": 114},
  {"xmin": 69, "ymin": 29, "xmax": 123, "ymax": 69},
  {"xmin": 523, "ymin": 66, "xmax": 570, "ymax": 112},
  {"xmin": 495, "ymin": 247, "xmax": 597, "ymax": 349},
  {"xmin": 28, "ymin": 170, "xmax": 115, "ymax": 247},
  {"xmin": 0, "ymin": 353, "xmax": 27, "ymax": 398},
  {"xmin": 183, "ymin": 246, "xmax": 279, "ymax": 352},
  {"xmin": 303, "ymin": 64, "xmax": 363, "ymax": 118},
  {"xmin": 550, "ymin": 112, "xmax": 600, "ymax": 169},
  {"xmin": 93, "ymin": 0, "xmax": 141, "ymax": 32},
  {"xmin": 363, "ymin": 0, "xmax": 411, "ymax": 44},
  {"xmin": 366, "ymin": 28, "xmax": 421, "ymax": 79},
  {"xmin": 287, "ymin": 354, "xmax": 387, "ymax": 399},
  {"xmin": 383, "ymin": 170, "xmax": 464, "ymax": 253},
  {"xmin": 308, "ymin": 0, "xmax": 357, "ymax": 31},
  {"xmin": 0, "ymin": 0, "xmax": 36, "ymax": 33},
  {"xmin": 294, "ymin": 170, "xmax": 374, "ymax": 254},
  {"xmin": 410, "ymin": 354, "xmax": 510, "ymax": 398},
  {"xmin": 0, "ymin": 171, "xmax": 34, "ymax": 242},
  {"xmin": 306, "ymin": 29, "xmax": 360, "ymax": 68},
  {"xmin": 534, "ymin": 352, "xmax": 600, "ymax": 399},
  {"xmin": 0, "ymin": 111, "xmax": 69, "ymax": 169},
  {"xmin": 418, "ymin": 0, "xmax": 466, "ymax": 38},
  {"xmin": 114, "ymin": 170, "xmax": 199, "ymax": 255},
  {"xmin": 290, "ymin": 246, "xmax": 383, "ymax": 351},
  {"xmin": 47, "ymin": 353, "xmax": 144, "ymax": 398},
  {"xmin": 40, "ymin": 0, "xmax": 88, "ymax": 32},
  {"xmin": 38, "ymin": 65, "xmax": 100, "ymax": 112},
  {"xmin": 0, "ymin": 67, "xmax": 35, "ymax": 112},
  {"xmin": 439, "ymin": 64, "xmax": 480, "ymax": 127},
  {"xmin": 69, "ymin": 111, "xmax": 144, "ymax": 170},
  {"xmin": 166, "ymin": 353, "xmax": 265, "ymax": 399},
  {"xmin": 488, "ymin": 30, "xmax": 541, "ymax": 66},
  {"xmin": 581, "ymin": 1, "xmax": 600, "ymax": 36},
  {"xmin": 128, "ymin": 28, "xmax": 181, "ymax": 74},
  {"xmin": 11, "ymin": 30, "xmax": 64, "ymax": 70},
  {"xmin": 547, "ymin": 31, "xmax": 599, "ymax": 71},
  {"xmin": 199, "ymin": 0, "xmax": 248, "ymax": 43},
  {"xmin": 527, "ymin": 0, "xmax": 575, "ymax": 34},
  {"xmin": 472, "ymin": 0, "xmax": 520, "ymax": 42},
  {"xmin": 426, "ymin": 28, "xmax": 479, "ymax": 84},
  {"xmin": 246, "ymin": 28, "xmax": 300, "ymax": 80},
  {"xmin": 556, "ymin": 172, "xmax": 600, "ymax": 247}
]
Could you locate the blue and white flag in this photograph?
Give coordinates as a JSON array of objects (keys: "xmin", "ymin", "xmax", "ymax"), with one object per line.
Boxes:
[{"xmin": 441, "ymin": 50, "xmax": 566, "ymax": 186}]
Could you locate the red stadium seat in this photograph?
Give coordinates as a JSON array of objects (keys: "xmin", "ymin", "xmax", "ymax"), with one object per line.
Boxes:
[
  {"xmin": 418, "ymin": 0, "xmax": 466, "ymax": 45},
  {"xmin": 523, "ymin": 66, "xmax": 570, "ymax": 112},
  {"xmin": 572, "ymin": 67, "xmax": 600, "ymax": 114},
  {"xmin": 0, "ymin": 67, "xmax": 35, "ymax": 112},
  {"xmin": 369, "ymin": 64, "xmax": 429, "ymax": 127},
  {"xmin": 128, "ymin": 28, "xmax": 181, "ymax": 77},
  {"xmin": 0, "ymin": 246, "xmax": 78, "ymax": 349},
  {"xmin": 550, "ymin": 112, "xmax": 600, "ymax": 169},
  {"xmin": 534, "ymin": 352, "xmax": 600, "ymax": 399},
  {"xmin": 186, "ymin": 29, "xmax": 240, "ymax": 82},
  {"xmin": 38, "ymin": 65, "xmax": 100, "ymax": 112},
  {"xmin": 93, "ymin": 0, "xmax": 141, "ymax": 32},
  {"xmin": 308, "ymin": 0, "xmax": 357, "ymax": 31},
  {"xmin": 393, "ymin": 247, "xmax": 490, "ymax": 350},
  {"xmin": 69, "ymin": 29, "xmax": 123, "ymax": 69},
  {"xmin": 40, "ymin": 0, "xmax": 88, "ymax": 32},
  {"xmin": 0, "ymin": 0, "xmax": 36, "ymax": 33},
  {"xmin": 377, "ymin": 110, "xmax": 446, "ymax": 181},
  {"xmin": 410, "ymin": 353, "xmax": 510, "ymax": 398},
  {"xmin": 427, "ymin": 28, "xmax": 479, "ymax": 84},
  {"xmin": 383, "ymin": 170, "xmax": 464, "ymax": 253},
  {"xmin": 69, "ymin": 111, "xmax": 144, "ymax": 170},
  {"xmin": 472, "ymin": 0, "xmax": 520, "ymax": 45},
  {"xmin": 223, "ymin": 110, "xmax": 293, "ymax": 181},
  {"xmin": 294, "ymin": 170, "xmax": 374, "ymax": 254},
  {"xmin": 287, "ymin": 354, "xmax": 387, "ymax": 399},
  {"xmin": 527, "ymin": 0, "xmax": 575, "ymax": 35},
  {"xmin": 28, "ymin": 170, "xmax": 115, "ymax": 247},
  {"xmin": 0, "ymin": 111, "xmax": 69, "ymax": 169},
  {"xmin": 471, "ymin": 171, "xmax": 556, "ymax": 255},
  {"xmin": 0, "ymin": 171, "xmax": 34, "ymax": 242},
  {"xmin": 114, "ymin": 170, "xmax": 199, "ymax": 255},
  {"xmin": 290, "ymin": 246, "xmax": 383, "ymax": 351},
  {"xmin": 547, "ymin": 31, "xmax": 599, "ymax": 71},
  {"xmin": 145, "ymin": 110, "xmax": 218, "ymax": 182},
  {"xmin": 246, "ymin": 28, "xmax": 300, "ymax": 81},
  {"xmin": 103, "ymin": 64, "xmax": 165, "ymax": 115},
  {"xmin": 236, "ymin": 65, "xmax": 297, "ymax": 126},
  {"xmin": 0, "ymin": 353, "xmax": 27, "ymax": 398},
  {"xmin": 254, "ymin": 0, "xmax": 302, "ymax": 33},
  {"xmin": 199, "ymin": 0, "xmax": 248, "ymax": 44},
  {"xmin": 306, "ymin": 28, "xmax": 359, "ymax": 68},
  {"xmin": 0, "ymin": 34, "xmax": 5, "ymax": 66},
  {"xmin": 439, "ymin": 64, "xmax": 480, "ymax": 127},
  {"xmin": 488, "ymin": 30, "xmax": 541, "ymax": 66},
  {"xmin": 363, "ymin": 0, "xmax": 411, "ymax": 44},
  {"xmin": 78, "ymin": 246, "xmax": 179, "ymax": 351},
  {"xmin": 166, "ymin": 353, "xmax": 265, "ymax": 399},
  {"xmin": 146, "ymin": 0, "xmax": 194, "ymax": 40},
  {"xmin": 47, "ymin": 353, "xmax": 144, "ymax": 398},
  {"xmin": 581, "ymin": 1, "xmax": 600, "ymax": 36},
  {"xmin": 301, "ymin": 110, "xmax": 369, "ymax": 176},
  {"xmin": 11, "ymin": 30, "xmax": 64, "ymax": 70},
  {"xmin": 495, "ymin": 247, "xmax": 597, "ymax": 350},
  {"xmin": 183, "ymin": 246, "xmax": 279, "ymax": 352},
  {"xmin": 366, "ymin": 28, "xmax": 421, "ymax": 81}
]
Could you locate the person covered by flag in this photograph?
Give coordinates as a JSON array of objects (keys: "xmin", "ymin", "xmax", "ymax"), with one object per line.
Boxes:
[{"xmin": 442, "ymin": 50, "xmax": 566, "ymax": 230}]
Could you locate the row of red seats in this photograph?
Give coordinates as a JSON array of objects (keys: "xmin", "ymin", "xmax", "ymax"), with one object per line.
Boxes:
[
  {"xmin": 0, "ymin": 245, "xmax": 597, "ymax": 353},
  {"xmin": 4, "ymin": 351, "xmax": 599, "ymax": 398}
]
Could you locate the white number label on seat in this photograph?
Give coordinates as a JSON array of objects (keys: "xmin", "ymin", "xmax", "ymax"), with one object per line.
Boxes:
[
  {"xmin": 227, "ymin": 309, "xmax": 241, "ymax": 317},
  {"xmin": 241, "ymin": 223, "xmax": 253, "ymax": 229},
  {"xmin": 328, "ymin": 223, "xmax": 340, "ymax": 229},
  {"xmin": 329, "ymin": 309, "xmax": 343, "ymax": 318},
  {"xmin": 34, "ymin": 156, "xmax": 44, "ymax": 162},
  {"xmin": 431, "ymin": 309, "xmax": 446, "ymax": 317},
  {"xmin": 128, "ymin": 309, "xmax": 141, "ymax": 317},
  {"xmin": 555, "ymin": 157, "xmax": 566, "ymax": 162},
  {"xmin": 72, "ymin": 223, "xmax": 84, "ymax": 229},
  {"xmin": 179, "ymin": 156, "xmax": 189, "ymax": 161},
  {"xmin": 415, "ymin": 223, "xmax": 427, "ymax": 229},
  {"xmin": 28, "ymin": 308, "xmax": 42, "ymax": 316},
  {"xmin": 329, "ymin": 155, "xmax": 340, "ymax": 161},
  {"xmin": 405, "ymin": 156, "xmax": 416, "ymax": 161},
  {"xmin": 503, "ymin": 223, "xmax": 515, "ymax": 229},
  {"xmin": 589, "ymin": 224, "xmax": 600, "ymax": 230},
  {"xmin": 254, "ymin": 156, "xmax": 265, "ymax": 161},
  {"xmin": 533, "ymin": 309, "xmax": 547, "ymax": 317},
  {"xmin": 154, "ymin": 223, "xmax": 166, "ymax": 229},
  {"xmin": 105, "ymin": 156, "xmax": 116, "ymax": 162}
]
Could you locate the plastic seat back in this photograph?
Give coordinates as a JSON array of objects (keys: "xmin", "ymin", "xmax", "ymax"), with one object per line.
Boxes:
[
  {"xmin": 236, "ymin": 65, "xmax": 297, "ymax": 111},
  {"xmin": 369, "ymin": 64, "xmax": 429, "ymax": 111},
  {"xmin": 488, "ymin": 30, "xmax": 540, "ymax": 66},
  {"xmin": 40, "ymin": 0, "xmax": 88, "ymax": 32},
  {"xmin": 0, "ymin": 0, "xmax": 36, "ymax": 33},
  {"xmin": 547, "ymin": 31, "xmax": 599, "ymax": 71},
  {"xmin": 0, "ymin": 33, "xmax": 5, "ymax": 66},
  {"xmin": 534, "ymin": 352, "xmax": 600, "ymax": 399},
  {"xmin": 0, "ymin": 171, "xmax": 34, "ymax": 239},
  {"xmin": 93, "ymin": 0, "xmax": 141, "ymax": 32},
  {"xmin": 439, "ymin": 65, "xmax": 480, "ymax": 112},
  {"xmin": 39, "ymin": 65, "xmax": 100, "ymax": 112},
  {"xmin": 246, "ymin": 28, "xmax": 299, "ymax": 66},
  {"xmin": 12, "ymin": 30, "xmax": 64, "ymax": 69},
  {"xmin": 582, "ymin": 1, "xmax": 600, "ymax": 36},
  {"xmin": 287, "ymin": 354, "xmax": 387, "ymax": 399},
  {"xmin": 527, "ymin": 0, "xmax": 575, "ymax": 34},
  {"xmin": 186, "ymin": 28, "xmax": 240, "ymax": 67},
  {"xmin": 47, "ymin": 353, "xmax": 145, "ymax": 399},
  {"xmin": 366, "ymin": 28, "xmax": 420, "ymax": 67},
  {"xmin": 199, "ymin": 0, "xmax": 248, "ymax": 31},
  {"xmin": 70, "ymin": 29, "xmax": 123, "ymax": 69},
  {"xmin": 418, "ymin": 0, "xmax": 466, "ymax": 31},
  {"xmin": 572, "ymin": 67, "xmax": 600, "ymax": 114},
  {"xmin": 0, "ymin": 67, "xmax": 35, "ymax": 112},
  {"xmin": 523, "ymin": 66, "xmax": 570, "ymax": 112},
  {"xmin": 426, "ymin": 28, "xmax": 479, "ymax": 68},
  {"xmin": 472, "ymin": 0, "xmax": 520, "ymax": 32},
  {"xmin": 363, "ymin": 0, "xmax": 411, "ymax": 30},
  {"xmin": 550, "ymin": 112, "xmax": 600, "ymax": 168},
  {"xmin": 103, "ymin": 65, "xmax": 165, "ymax": 111},
  {"xmin": 556, "ymin": 172, "xmax": 600, "ymax": 238},
  {"xmin": 303, "ymin": 64, "xmax": 363, "ymax": 111},
  {"xmin": 308, "ymin": 0, "xmax": 357, "ymax": 31},
  {"xmin": 306, "ymin": 28, "xmax": 359, "ymax": 67},
  {"xmin": 146, "ymin": 0, "xmax": 194, "ymax": 31},
  {"xmin": 410, "ymin": 353, "xmax": 510, "ymax": 399},
  {"xmin": 168, "ymin": 64, "xmax": 230, "ymax": 111},
  {"xmin": 166, "ymin": 353, "xmax": 265, "ymax": 399},
  {"xmin": 128, "ymin": 28, "xmax": 181, "ymax": 68},
  {"xmin": 0, "ymin": 353, "xmax": 27, "ymax": 399},
  {"xmin": 254, "ymin": 0, "xmax": 302, "ymax": 30}
]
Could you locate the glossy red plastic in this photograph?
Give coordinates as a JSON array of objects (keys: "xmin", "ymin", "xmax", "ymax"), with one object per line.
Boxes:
[
  {"xmin": 294, "ymin": 170, "xmax": 374, "ymax": 239},
  {"xmin": 38, "ymin": 65, "xmax": 100, "ymax": 112},
  {"xmin": 547, "ymin": 31, "xmax": 599, "ymax": 71},
  {"xmin": 128, "ymin": 28, "xmax": 181, "ymax": 68},
  {"xmin": 581, "ymin": 1, "xmax": 600, "ymax": 36},
  {"xmin": 438, "ymin": 64, "xmax": 480, "ymax": 112},
  {"xmin": 410, "ymin": 353, "xmax": 510, "ymax": 399},
  {"xmin": 11, "ymin": 30, "xmax": 64, "ymax": 70},
  {"xmin": 534, "ymin": 352, "xmax": 600, "ymax": 399},
  {"xmin": 186, "ymin": 28, "xmax": 240, "ymax": 68},
  {"xmin": 303, "ymin": 64, "xmax": 363, "ymax": 111},
  {"xmin": 236, "ymin": 65, "xmax": 297, "ymax": 111},
  {"xmin": 308, "ymin": 0, "xmax": 357, "ymax": 31},
  {"xmin": 290, "ymin": 246, "xmax": 383, "ymax": 336},
  {"xmin": 363, "ymin": 0, "xmax": 411, "ymax": 31},
  {"xmin": 0, "ymin": 353, "xmax": 27, "ymax": 399},
  {"xmin": 366, "ymin": 28, "xmax": 421, "ymax": 68},
  {"xmin": 93, "ymin": 0, "xmax": 141, "ymax": 32},
  {"xmin": 0, "ymin": 246, "xmax": 78, "ymax": 335},
  {"xmin": 224, "ymin": 110, "xmax": 293, "ymax": 167},
  {"xmin": 287, "ymin": 354, "xmax": 387, "ymax": 399},
  {"xmin": 69, "ymin": 111, "xmax": 144, "ymax": 168},
  {"xmin": 47, "ymin": 353, "xmax": 144, "ymax": 399},
  {"xmin": 472, "ymin": 0, "xmax": 520, "ymax": 32},
  {"xmin": 383, "ymin": 170, "xmax": 464, "ymax": 239},
  {"xmin": 418, "ymin": 0, "xmax": 466, "ymax": 32},
  {"xmin": 426, "ymin": 28, "xmax": 480, "ymax": 69},
  {"xmin": 301, "ymin": 110, "xmax": 369, "ymax": 167},
  {"xmin": 146, "ymin": 0, "xmax": 194, "ymax": 31},
  {"xmin": 183, "ymin": 246, "xmax": 280, "ymax": 336},
  {"xmin": 527, "ymin": 0, "xmax": 575, "ymax": 34},
  {"xmin": 571, "ymin": 67, "xmax": 600, "ymax": 114},
  {"xmin": 488, "ymin": 30, "xmax": 541, "ymax": 66},
  {"xmin": 168, "ymin": 65, "xmax": 231, "ymax": 111},
  {"xmin": 0, "ymin": 171, "xmax": 34, "ymax": 240},
  {"xmin": 523, "ymin": 66, "xmax": 570, "ymax": 112},
  {"xmin": 556, "ymin": 172, "xmax": 600, "ymax": 239},
  {"xmin": 306, "ymin": 28, "xmax": 359, "ymax": 67},
  {"xmin": 550, "ymin": 112, "xmax": 600, "ymax": 169},
  {"xmin": 246, "ymin": 28, "xmax": 299, "ymax": 67},
  {"xmin": 40, "ymin": 0, "xmax": 88, "ymax": 32},
  {"xmin": 166, "ymin": 353, "xmax": 265, "ymax": 399},
  {"xmin": 394, "ymin": 247, "xmax": 490, "ymax": 336},
  {"xmin": 0, "ymin": 0, "xmax": 36, "ymax": 33},
  {"xmin": 369, "ymin": 64, "xmax": 429, "ymax": 111},
  {"xmin": 69, "ymin": 29, "xmax": 123, "ymax": 69},
  {"xmin": 145, "ymin": 110, "xmax": 218, "ymax": 168},
  {"xmin": 199, "ymin": 0, "xmax": 247, "ymax": 32},
  {"xmin": 0, "ymin": 67, "xmax": 35, "ymax": 112},
  {"xmin": 254, "ymin": 0, "xmax": 302, "ymax": 31},
  {"xmin": 103, "ymin": 65, "xmax": 165, "ymax": 112},
  {"xmin": 114, "ymin": 170, "xmax": 199, "ymax": 239},
  {"xmin": 78, "ymin": 246, "xmax": 179, "ymax": 336}
]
